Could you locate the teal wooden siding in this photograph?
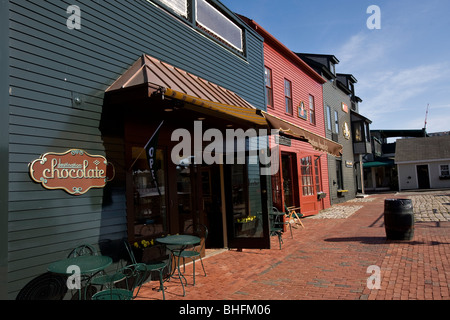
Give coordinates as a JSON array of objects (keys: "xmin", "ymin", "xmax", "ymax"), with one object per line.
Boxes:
[
  {"xmin": 1, "ymin": 0, "xmax": 11, "ymax": 301},
  {"xmin": 7, "ymin": 0, "xmax": 265, "ymax": 298}
]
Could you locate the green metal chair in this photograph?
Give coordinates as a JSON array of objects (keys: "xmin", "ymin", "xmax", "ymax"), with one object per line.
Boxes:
[
  {"xmin": 270, "ymin": 207, "xmax": 286, "ymax": 249},
  {"xmin": 124, "ymin": 240, "xmax": 167, "ymax": 300},
  {"xmin": 67, "ymin": 244, "xmax": 102, "ymax": 299},
  {"xmin": 172, "ymin": 224, "xmax": 208, "ymax": 286},
  {"xmin": 67, "ymin": 244, "xmax": 97, "ymax": 258},
  {"xmin": 91, "ymin": 263, "xmax": 148, "ymax": 300}
]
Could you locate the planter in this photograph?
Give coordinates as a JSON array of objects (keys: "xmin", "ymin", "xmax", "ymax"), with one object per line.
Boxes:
[
  {"xmin": 235, "ymin": 218, "xmax": 259, "ymax": 236},
  {"xmin": 317, "ymin": 192, "xmax": 327, "ymax": 200}
]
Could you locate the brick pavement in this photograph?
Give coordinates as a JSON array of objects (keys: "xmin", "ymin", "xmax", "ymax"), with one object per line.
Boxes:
[{"xmin": 137, "ymin": 191, "xmax": 450, "ymax": 301}]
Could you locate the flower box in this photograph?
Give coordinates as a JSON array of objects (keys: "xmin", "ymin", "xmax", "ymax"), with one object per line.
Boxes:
[{"xmin": 317, "ymin": 191, "xmax": 327, "ymax": 200}]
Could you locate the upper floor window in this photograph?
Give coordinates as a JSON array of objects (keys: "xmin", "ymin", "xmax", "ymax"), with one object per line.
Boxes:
[
  {"xmin": 196, "ymin": 0, "xmax": 243, "ymax": 52},
  {"xmin": 329, "ymin": 62, "xmax": 335, "ymax": 75},
  {"xmin": 284, "ymin": 79, "xmax": 293, "ymax": 115},
  {"xmin": 156, "ymin": 0, "xmax": 188, "ymax": 17},
  {"xmin": 353, "ymin": 122, "xmax": 363, "ymax": 142},
  {"xmin": 326, "ymin": 105, "xmax": 332, "ymax": 131},
  {"xmin": 265, "ymin": 67, "xmax": 274, "ymax": 109},
  {"xmin": 309, "ymin": 95, "xmax": 316, "ymax": 125},
  {"xmin": 334, "ymin": 110, "xmax": 339, "ymax": 134}
]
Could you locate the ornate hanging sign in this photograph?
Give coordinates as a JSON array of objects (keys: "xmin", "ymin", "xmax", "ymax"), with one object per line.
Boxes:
[{"xmin": 29, "ymin": 149, "xmax": 114, "ymax": 196}]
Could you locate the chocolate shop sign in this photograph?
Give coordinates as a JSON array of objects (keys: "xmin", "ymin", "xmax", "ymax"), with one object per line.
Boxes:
[{"xmin": 29, "ymin": 149, "xmax": 114, "ymax": 196}]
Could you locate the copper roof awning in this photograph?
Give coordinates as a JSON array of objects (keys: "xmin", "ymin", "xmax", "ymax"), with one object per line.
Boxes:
[
  {"xmin": 105, "ymin": 54, "xmax": 267, "ymax": 126},
  {"xmin": 263, "ymin": 112, "xmax": 343, "ymax": 157}
]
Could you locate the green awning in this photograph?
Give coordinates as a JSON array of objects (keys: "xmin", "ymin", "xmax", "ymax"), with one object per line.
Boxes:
[{"xmin": 363, "ymin": 160, "xmax": 395, "ymax": 168}]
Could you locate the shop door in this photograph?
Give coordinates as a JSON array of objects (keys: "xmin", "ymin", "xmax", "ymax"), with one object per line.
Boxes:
[
  {"xmin": 281, "ymin": 153, "xmax": 299, "ymax": 208},
  {"xmin": 299, "ymin": 155, "xmax": 319, "ymax": 216},
  {"xmin": 224, "ymin": 163, "xmax": 270, "ymax": 249},
  {"xmin": 201, "ymin": 165, "xmax": 224, "ymax": 248},
  {"xmin": 417, "ymin": 165, "xmax": 430, "ymax": 189}
]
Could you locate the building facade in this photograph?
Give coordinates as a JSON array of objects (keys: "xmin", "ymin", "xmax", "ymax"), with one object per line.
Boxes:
[
  {"xmin": 297, "ymin": 54, "xmax": 367, "ymax": 203},
  {"xmin": 2, "ymin": 0, "xmax": 275, "ymax": 299},
  {"xmin": 395, "ymin": 135, "xmax": 450, "ymax": 191},
  {"xmin": 241, "ymin": 18, "xmax": 343, "ymax": 216}
]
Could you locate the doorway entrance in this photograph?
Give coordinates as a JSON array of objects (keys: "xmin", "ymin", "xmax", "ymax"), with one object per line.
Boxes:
[
  {"xmin": 281, "ymin": 153, "xmax": 299, "ymax": 208},
  {"xmin": 417, "ymin": 165, "xmax": 430, "ymax": 189}
]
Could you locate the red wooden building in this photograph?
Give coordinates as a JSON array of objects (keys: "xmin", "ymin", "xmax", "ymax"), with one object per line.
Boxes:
[{"xmin": 241, "ymin": 16, "xmax": 342, "ymax": 216}]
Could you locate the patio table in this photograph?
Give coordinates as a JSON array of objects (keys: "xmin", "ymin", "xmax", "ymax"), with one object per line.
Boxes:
[
  {"xmin": 48, "ymin": 255, "xmax": 113, "ymax": 299},
  {"xmin": 156, "ymin": 234, "xmax": 200, "ymax": 296}
]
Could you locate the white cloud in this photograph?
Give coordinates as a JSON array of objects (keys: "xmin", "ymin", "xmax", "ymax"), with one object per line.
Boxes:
[{"xmin": 333, "ymin": 29, "xmax": 450, "ymax": 132}]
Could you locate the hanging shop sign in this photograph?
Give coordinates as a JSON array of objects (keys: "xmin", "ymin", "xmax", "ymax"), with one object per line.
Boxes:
[{"xmin": 29, "ymin": 149, "xmax": 114, "ymax": 196}]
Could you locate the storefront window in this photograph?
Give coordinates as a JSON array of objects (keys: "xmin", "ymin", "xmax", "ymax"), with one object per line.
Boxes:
[
  {"xmin": 131, "ymin": 147, "xmax": 168, "ymax": 239},
  {"xmin": 231, "ymin": 163, "xmax": 264, "ymax": 238},
  {"xmin": 176, "ymin": 158, "xmax": 194, "ymax": 232}
]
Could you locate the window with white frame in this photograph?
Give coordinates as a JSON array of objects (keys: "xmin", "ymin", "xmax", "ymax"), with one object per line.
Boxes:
[
  {"xmin": 152, "ymin": 0, "xmax": 188, "ymax": 18},
  {"xmin": 326, "ymin": 105, "xmax": 332, "ymax": 131},
  {"xmin": 196, "ymin": 0, "xmax": 243, "ymax": 51},
  {"xmin": 334, "ymin": 110, "xmax": 339, "ymax": 134},
  {"xmin": 309, "ymin": 95, "xmax": 316, "ymax": 125},
  {"xmin": 440, "ymin": 164, "xmax": 450, "ymax": 177},
  {"xmin": 284, "ymin": 79, "xmax": 293, "ymax": 115}
]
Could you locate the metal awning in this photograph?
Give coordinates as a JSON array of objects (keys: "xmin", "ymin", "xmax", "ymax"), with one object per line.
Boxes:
[
  {"xmin": 263, "ymin": 112, "xmax": 343, "ymax": 157},
  {"xmin": 105, "ymin": 54, "xmax": 267, "ymax": 126}
]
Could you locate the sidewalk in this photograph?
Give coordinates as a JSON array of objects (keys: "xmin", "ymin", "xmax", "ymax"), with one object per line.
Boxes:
[{"xmin": 137, "ymin": 191, "xmax": 450, "ymax": 300}]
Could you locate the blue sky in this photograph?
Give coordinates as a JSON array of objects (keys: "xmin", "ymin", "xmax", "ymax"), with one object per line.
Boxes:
[{"xmin": 222, "ymin": 0, "xmax": 450, "ymax": 134}]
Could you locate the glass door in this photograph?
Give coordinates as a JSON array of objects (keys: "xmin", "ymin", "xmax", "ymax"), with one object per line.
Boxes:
[
  {"xmin": 225, "ymin": 161, "xmax": 270, "ymax": 249},
  {"xmin": 281, "ymin": 153, "xmax": 299, "ymax": 209},
  {"xmin": 130, "ymin": 146, "xmax": 168, "ymax": 241}
]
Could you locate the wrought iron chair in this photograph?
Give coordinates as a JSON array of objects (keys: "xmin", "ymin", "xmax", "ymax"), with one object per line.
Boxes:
[
  {"xmin": 66, "ymin": 244, "xmax": 102, "ymax": 299},
  {"xmin": 67, "ymin": 244, "xmax": 97, "ymax": 258},
  {"xmin": 123, "ymin": 240, "xmax": 168, "ymax": 300},
  {"xmin": 91, "ymin": 263, "xmax": 148, "ymax": 300},
  {"xmin": 172, "ymin": 224, "xmax": 208, "ymax": 286}
]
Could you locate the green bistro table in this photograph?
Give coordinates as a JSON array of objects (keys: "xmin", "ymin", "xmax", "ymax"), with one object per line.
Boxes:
[
  {"xmin": 156, "ymin": 235, "xmax": 200, "ymax": 297},
  {"xmin": 48, "ymin": 255, "xmax": 113, "ymax": 299}
]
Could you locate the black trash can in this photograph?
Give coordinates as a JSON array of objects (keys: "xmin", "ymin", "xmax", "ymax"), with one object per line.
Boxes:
[{"xmin": 384, "ymin": 199, "xmax": 415, "ymax": 240}]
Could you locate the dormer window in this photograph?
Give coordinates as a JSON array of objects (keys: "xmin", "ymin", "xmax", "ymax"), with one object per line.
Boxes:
[
  {"xmin": 349, "ymin": 82, "xmax": 354, "ymax": 94},
  {"xmin": 329, "ymin": 62, "xmax": 335, "ymax": 75}
]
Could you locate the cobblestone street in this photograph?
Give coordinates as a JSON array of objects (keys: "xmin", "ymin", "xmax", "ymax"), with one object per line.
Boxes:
[{"xmin": 402, "ymin": 191, "xmax": 450, "ymax": 222}]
